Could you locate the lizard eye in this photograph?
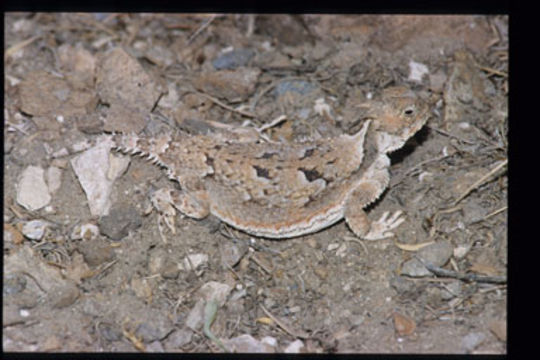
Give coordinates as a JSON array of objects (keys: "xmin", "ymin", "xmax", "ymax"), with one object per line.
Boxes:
[{"xmin": 403, "ymin": 106, "xmax": 415, "ymax": 116}]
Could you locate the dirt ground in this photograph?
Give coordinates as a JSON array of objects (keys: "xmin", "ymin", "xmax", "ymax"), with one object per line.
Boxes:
[{"xmin": 3, "ymin": 14, "xmax": 507, "ymax": 353}]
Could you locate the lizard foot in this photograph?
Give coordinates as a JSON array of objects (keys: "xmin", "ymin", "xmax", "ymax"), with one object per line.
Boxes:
[{"xmin": 363, "ymin": 211, "xmax": 405, "ymax": 240}]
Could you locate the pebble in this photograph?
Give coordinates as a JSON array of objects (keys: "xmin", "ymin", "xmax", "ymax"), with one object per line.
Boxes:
[
  {"xmin": 274, "ymin": 80, "xmax": 317, "ymax": 97},
  {"xmin": 220, "ymin": 241, "xmax": 248, "ymax": 268},
  {"xmin": 98, "ymin": 203, "xmax": 142, "ymax": 240},
  {"xmin": 284, "ymin": 339, "xmax": 305, "ymax": 353},
  {"xmin": 408, "ymin": 60, "xmax": 429, "ymax": 82},
  {"xmin": 98, "ymin": 322, "xmax": 123, "ymax": 342},
  {"xmin": 224, "ymin": 334, "xmax": 276, "ymax": 353},
  {"xmin": 21, "ymin": 220, "xmax": 50, "ymax": 240},
  {"xmin": 193, "ymin": 68, "xmax": 260, "ymax": 102},
  {"xmin": 50, "ymin": 283, "xmax": 80, "ymax": 309},
  {"xmin": 461, "ymin": 332, "xmax": 486, "ymax": 353},
  {"xmin": 16, "ymin": 165, "xmax": 51, "ymax": 211},
  {"xmin": 212, "ymin": 48, "xmax": 255, "ymax": 70},
  {"xmin": 77, "ymin": 240, "xmax": 115, "ymax": 267}
]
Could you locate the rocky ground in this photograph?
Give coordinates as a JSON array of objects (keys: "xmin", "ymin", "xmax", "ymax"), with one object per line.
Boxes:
[{"xmin": 4, "ymin": 14, "xmax": 507, "ymax": 353}]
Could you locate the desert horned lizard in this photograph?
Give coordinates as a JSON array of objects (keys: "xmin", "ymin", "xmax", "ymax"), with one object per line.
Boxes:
[{"xmin": 111, "ymin": 86, "xmax": 430, "ymax": 240}]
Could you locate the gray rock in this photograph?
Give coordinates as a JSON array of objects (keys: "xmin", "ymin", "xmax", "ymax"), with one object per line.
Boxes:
[
  {"xmin": 99, "ymin": 204, "xmax": 142, "ymax": 240},
  {"xmin": 212, "ymin": 48, "xmax": 255, "ymax": 70},
  {"xmin": 274, "ymin": 80, "xmax": 317, "ymax": 96},
  {"xmin": 461, "ymin": 332, "xmax": 486, "ymax": 353},
  {"xmin": 224, "ymin": 334, "xmax": 276, "ymax": 353},
  {"xmin": 401, "ymin": 241, "xmax": 453, "ymax": 278}
]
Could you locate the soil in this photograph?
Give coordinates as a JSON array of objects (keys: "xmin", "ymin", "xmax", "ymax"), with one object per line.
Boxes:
[{"xmin": 3, "ymin": 13, "xmax": 507, "ymax": 353}]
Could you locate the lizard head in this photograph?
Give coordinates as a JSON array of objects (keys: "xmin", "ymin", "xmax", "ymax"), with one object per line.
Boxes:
[{"xmin": 359, "ymin": 86, "xmax": 431, "ymax": 153}]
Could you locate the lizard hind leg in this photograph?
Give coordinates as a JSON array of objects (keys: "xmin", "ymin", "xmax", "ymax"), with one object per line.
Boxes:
[{"xmin": 150, "ymin": 188, "xmax": 210, "ymax": 236}]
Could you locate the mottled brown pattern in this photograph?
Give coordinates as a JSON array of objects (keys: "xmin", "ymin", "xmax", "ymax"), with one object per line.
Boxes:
[{"xmin": 113, "ymin": 86, "xmax": 430, "ymax": 239}]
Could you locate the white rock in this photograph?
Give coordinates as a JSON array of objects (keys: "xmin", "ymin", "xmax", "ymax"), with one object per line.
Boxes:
[
  {"xmin": 70, "ymin": 136, "xmax": 115, "ymax": 216},
  {"xmin": 22, "ymin": 220, "xmax": 50, "ymax": 240},
  {"xmin": 16, "ymin": 166, "xmax": 51, "ymax": 211},
  {"xmin": 408, "ymin": 60, "xmax": 429, "ymax": 82},
  {"xmin": 284, "ymin": 339, "xmax": 304, "ymax": 353},
  {"xmin": 224, "ymin": 334, "xmax": 276, "ymax": 353},
  {"xmin": 261, "ymin": 336, "xmax": 278, "ymax": 348},
  {"xmin": 46, "ymin": 166, "xmax": 62, "ymax": 194}
]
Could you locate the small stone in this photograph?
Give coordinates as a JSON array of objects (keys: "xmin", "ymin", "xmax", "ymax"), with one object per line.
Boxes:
[
  {"xmin": 21, "ymin": 220, "xmax": 50, "ymax": 240},
  {"xmin": 193, "ymin": 68, "xmax": 260, "ymax": 102},
  {"xmin": 99, "ymin": 203, "xmax": 142, "ymax": 240},
  {"xmin": 274, "ymin": 80, "xmax": 317, "ymax": 97},
  {"xmin": 77, "ymin": 240, "xmax": 115, "ymax": 267},
  {"xmin": 220, "ymin": 241, "xmax": 248, "ymax": 268},
  {"xmin": 461, "ymin": 332, "xmax": 486, "ymax": 353},
  {"xmin": 327, "ymin": 243, "xmax": 340, "ymax": 251},
  {"xmin": 224, "ymin": 334, "xmax": 275, "ymax": 353},
  {"xmin": 408, "ymin": 60, "xmax": 429, "ymax": 82},
  {"xmin": 284, "ymin": 339, "xmax": 305, "ymax": 353},
  {"xmin": 212, "ymin": 48, "xmax": 255, "ymax": 70},
  {"xmin": 98, "ymin": 322, "xmax": 123, "ymax": 342},
  {"xmin": 164, "ymin": 328, "xmax": 193, "ymax": 350},
  {"xmin": 50, "ymin": 283, "xmax": 80, "ymax": 309},
  {"xmin": 393, "ymin": 312, "xmax": 416, "ymax": 336},
  {"xmin": 16, "ymin": 165, "xmax": 51, "ymax": 211}
]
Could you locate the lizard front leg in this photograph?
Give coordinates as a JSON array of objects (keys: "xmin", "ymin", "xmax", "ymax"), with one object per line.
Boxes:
[{"xmin": 344, "ymin": 183, "xmax": 405, "ymax": 240}]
